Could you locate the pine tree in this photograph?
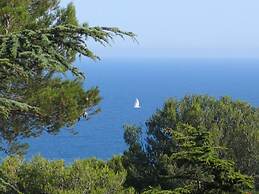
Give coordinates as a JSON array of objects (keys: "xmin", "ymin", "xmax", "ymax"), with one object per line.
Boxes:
[
  {"xmin": 161, "ymin": 124, "xmax": 254, "ymax": 193},
  {"xmin": 0, "ymin": 1, "xmax": 135, "ymax": 154},
  {"xmin": 123, "ymin": 96, "xmax": 259, "ymax": 192}
]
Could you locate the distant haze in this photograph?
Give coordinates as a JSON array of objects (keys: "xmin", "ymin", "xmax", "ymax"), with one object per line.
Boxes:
[{"xmin": 61, "ymin": 0, "xmax": 259, "ymax": 59}]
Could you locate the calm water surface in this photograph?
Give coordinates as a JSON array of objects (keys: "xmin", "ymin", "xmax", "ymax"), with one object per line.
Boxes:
[{"xmin": 25, "ymin": 58, "xmax": 259, "ymax": 162}]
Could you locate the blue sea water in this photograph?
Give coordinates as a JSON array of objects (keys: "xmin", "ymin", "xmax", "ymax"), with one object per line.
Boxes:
[{"xmin": 26, "ymin": 58, "xmax": 259, "ymax": 162}]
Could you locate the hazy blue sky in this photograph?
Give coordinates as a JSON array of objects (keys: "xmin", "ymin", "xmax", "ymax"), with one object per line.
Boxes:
[{"xmin": 61, "ymin": 0, "xmax": 259, "ymax": 59}]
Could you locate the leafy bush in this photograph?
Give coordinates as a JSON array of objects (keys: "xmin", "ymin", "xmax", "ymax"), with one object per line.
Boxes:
[{"xmin": 0, "ymin": 156, "xmax": 135, "ymax": 194}]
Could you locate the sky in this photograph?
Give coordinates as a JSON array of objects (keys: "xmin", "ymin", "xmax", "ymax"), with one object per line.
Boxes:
[{"xmin": 61, "ymin": 0, "xmax": 259, "ymax": 59}]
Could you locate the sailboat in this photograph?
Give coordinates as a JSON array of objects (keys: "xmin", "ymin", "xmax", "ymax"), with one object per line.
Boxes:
[{"xmin": 134, "ymin": 98, "xmax": 141, "ymax": 109}]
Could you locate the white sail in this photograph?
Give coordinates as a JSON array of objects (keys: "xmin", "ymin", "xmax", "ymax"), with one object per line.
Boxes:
[{"xmin": 134, "ymin": 98, "xmax": 141, "ymax": 109}]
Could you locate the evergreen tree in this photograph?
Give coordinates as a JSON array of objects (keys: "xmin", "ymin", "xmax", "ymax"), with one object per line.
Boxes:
[
  {"xmin": 0, "ymin": 1, "xmax": 135, "ymax": 154},
  {"xmin": 123, "ymin": 96, "xmax": 259, "ymax": 192},
  {"xmin": 160, "ymin": 124, "xmax": 253, "ymax": 193},
  {"xmin": 142, "ymin": 126, "xmax": 254, "ymax": 194},
  {"xmin": 0, "ymin": 0, "xmax": 77, "ymax": 34}
]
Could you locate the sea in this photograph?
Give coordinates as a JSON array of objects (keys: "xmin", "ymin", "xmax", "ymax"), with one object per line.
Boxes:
[{"xmin": 25, "ymin": 58, "xmax": 259, "ymax": 163}]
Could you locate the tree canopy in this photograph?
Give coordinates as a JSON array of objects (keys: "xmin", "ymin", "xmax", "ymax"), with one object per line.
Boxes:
[
  {"xmin": 0, "ymin": 156, "xmax": 135, "ymax": 194},
  {"xmin": 0, "ymin": 0, "xmax": 78, "ymax": 34},
  {"xmin": 0, "ymin": 0, "xmax": 135, "ymax": 154},
  {"xmin": 123, "ymin": 95, "xmax": 259, "ymax": 192},
  {"xmin": 142, "ymin": 125, "xmax": 254, "ymax": 194}
]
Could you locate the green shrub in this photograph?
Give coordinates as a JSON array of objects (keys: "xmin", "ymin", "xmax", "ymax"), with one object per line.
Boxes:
[{"xmin": 0, "ymin": 156, "xmax": 135, "ymax": 194}]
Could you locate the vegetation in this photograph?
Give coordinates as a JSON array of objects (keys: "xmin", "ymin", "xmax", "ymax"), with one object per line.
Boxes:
[
  {"xmin": 143, "ymin": 125, "xmax": 253, "ymax": 193},
  {"xmin": 0, "ymin": 1, "xmax": 258, "ymax": 194},
  {"xmin": 123, "ymin": 96, "xmax": 259, "ymax": 193},
  {"xmin": 0, "ymin": 0, "xmax": 135, "ymax": 154},
  {"xmin": 0, "ymin": 156, "xmax": 135, "ymax": 194},
  {"xmin": 0, "ymin": 120, "xmax": 256, "ymax": 194}
]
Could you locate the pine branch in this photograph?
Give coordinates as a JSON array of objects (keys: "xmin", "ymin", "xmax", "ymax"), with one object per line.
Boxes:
[{"xmin": 0, "ymin": 24, "xmax": 136, "ymax": 117}]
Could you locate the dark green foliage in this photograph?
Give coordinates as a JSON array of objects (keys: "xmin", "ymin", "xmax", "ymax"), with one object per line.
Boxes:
[
  {"xmin": 0, "ymin": 25, "xmax": 135, "ymax": 83},
  {"xmin": 0, "ymin": 1, "xmax": 136, "ymax": 154},
  {"xmin": 0, "ymin": 24, "xmax": 134, "ymax": 154},
  {"xmin": 123, "ymin": 125, "xmax": 155, "ymax": 190},
  {"xmin": 25, "ymin": 79, "xmax": 100, "ymax": 132},
  {"xmin": 0, "ymin": 156, "xmax": 136, "ymax": 194},
  {"xmin": 167, "ymin": 125, "xmax": 253, "ymax": 193},
  {"xmin": 107, "ymin": 155, "xmax": 126, "ymax": 174},
  {"xmin": 123, "ymin": 95, "xmax": 259, "ymax": 192},
  {"xmin": 0, "ymin": 78, "xmax": 101, "ymax": 155}
]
